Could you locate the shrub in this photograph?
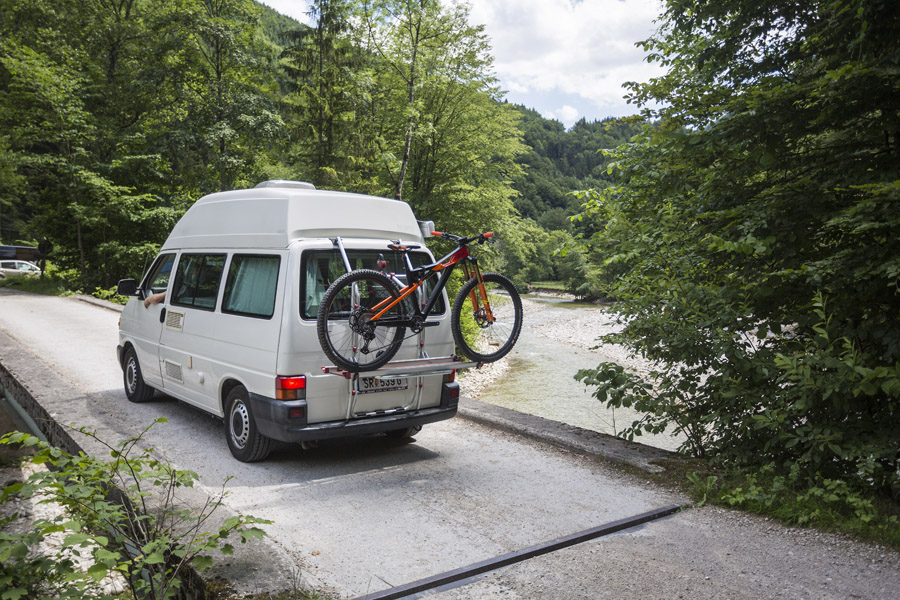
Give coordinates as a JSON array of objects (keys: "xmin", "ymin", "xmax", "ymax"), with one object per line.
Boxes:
[{"xmin": 0, "ymin": 420, "xmax": 271, "ymax": 600}]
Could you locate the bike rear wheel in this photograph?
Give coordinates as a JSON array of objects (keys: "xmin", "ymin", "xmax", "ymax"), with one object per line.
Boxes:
[
  {"xmin": 451, "ymin": 272, "xmax": 523, "ymax": 362},
  {"xmin": 317, "ymin": 269, "xmax": 406, "ymax": 372}
]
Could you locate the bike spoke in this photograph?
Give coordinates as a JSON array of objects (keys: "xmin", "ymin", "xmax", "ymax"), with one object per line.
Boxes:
[{"xmin": 318, "ymin": 270, "xmax": 407, "ymax": 371}]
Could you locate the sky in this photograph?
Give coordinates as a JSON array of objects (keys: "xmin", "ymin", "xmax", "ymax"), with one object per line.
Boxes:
[{"xmin": 258, "ymin": 0, "xmax": 665, "ymax": 128}]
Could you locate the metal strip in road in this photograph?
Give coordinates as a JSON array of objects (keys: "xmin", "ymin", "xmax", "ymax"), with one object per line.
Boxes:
[{"xmin": 354, "ymin": 503, "xmax": 688, "ymax": 600}]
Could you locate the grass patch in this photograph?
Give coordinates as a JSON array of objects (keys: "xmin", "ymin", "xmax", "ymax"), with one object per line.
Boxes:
[
  {"xmin": 0, "ymin": 273, "xmax": 129, "ymax": 304},
  {"xmin": 528, "ymin": 280, "xmax": 567, "ymax": 291},
  {"xmin": 621, "ymin": 455, "xmax": 900, "ymax": 550},
  {"xmin": 206, "ymin": 576, "xmax": 329, "ymax": 600},
  {"xmin": 678, "ymin": 463, "xmax": 900, "ymax": 550},
  {"xmin": 0, "ymin": 274, "xmax": 71, "ymax": 296}
]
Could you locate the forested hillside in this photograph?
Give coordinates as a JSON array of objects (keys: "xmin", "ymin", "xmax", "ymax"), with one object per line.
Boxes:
[
  {"xmin": 510, "ymin": 106, "xmax": 639, "ymax": 231},
  {"xmin": 1, "ymin": 0, "xmax": 613, "ymax": 291}
]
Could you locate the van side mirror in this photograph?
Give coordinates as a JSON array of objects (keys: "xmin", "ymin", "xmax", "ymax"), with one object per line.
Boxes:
[{"xmin": 117, "ymin": 278, "xmax": 138, "ymax": 297}]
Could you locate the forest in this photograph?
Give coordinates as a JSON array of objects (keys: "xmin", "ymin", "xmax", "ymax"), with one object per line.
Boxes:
[
  {"xmin": 0, "ymin": 0, "xmax": 628, "ymax": 294},
  {"xmin": 2, "ymin": 0, "xmax": 898, "ymax": 531}
]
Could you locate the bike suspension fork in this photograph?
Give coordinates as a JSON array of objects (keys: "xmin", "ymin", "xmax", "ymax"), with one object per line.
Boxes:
[{"xmin": 463, "ymin": 259, "xmax": 494, "ymax": 323}]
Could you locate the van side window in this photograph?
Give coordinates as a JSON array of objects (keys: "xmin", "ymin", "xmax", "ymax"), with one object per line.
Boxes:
[
  {"xmin": 222, "ymin": 255, "xmax": 280, "ymax": 319},
  {"xmin": 144, "ymin": 254, "xmax": 176, "ymax": 295},
  {"xmin": 171, "ymin": 254, "xmax": 226, "ymax": 310},
  {"xmin": 300, "ymin": 249, "xmax": 445, "ymax": 319}
]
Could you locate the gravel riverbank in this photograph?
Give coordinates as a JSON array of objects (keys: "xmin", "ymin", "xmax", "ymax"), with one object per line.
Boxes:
[{"xmin": 460, "ymin": 297, "xmax": 655, "ymax": 399}]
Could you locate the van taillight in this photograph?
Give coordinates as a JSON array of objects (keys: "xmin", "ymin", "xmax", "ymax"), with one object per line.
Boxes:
[
  {"xmin": 443, "ymin": 371, "xmax": 456, "ymax": 384},
  {"xmin": 276, "ymin": 376, "xmax": 306, "ymax": 400}
]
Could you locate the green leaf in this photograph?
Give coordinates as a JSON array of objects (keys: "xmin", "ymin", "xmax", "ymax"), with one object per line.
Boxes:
[
  {"xmin": 2, "ymin": 587, "xmax": 29, "ymax": 600},
  {"xmin": 239, "ymin": 527, "xmax": 267, "ymax": 543},
  {"xmin": 87, "ymin": 563, "xmax": 109, "ymax": 581}
]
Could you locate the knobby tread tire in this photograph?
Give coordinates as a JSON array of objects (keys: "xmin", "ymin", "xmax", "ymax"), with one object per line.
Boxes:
[
  {"xmin": 451, "ymin": 272, "xmax": 523, "ymax": 362},
  {"xmin": 316, "ymin": 269, "xmax": 406, "ymax": 373}
]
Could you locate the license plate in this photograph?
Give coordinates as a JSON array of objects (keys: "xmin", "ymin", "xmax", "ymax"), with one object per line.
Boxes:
[{"xmin": 356, "ymin": 377, "xmax": 408, "ymax": 394}]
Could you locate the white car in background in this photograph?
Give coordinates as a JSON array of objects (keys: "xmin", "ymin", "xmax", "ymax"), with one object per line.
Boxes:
[{"xmin": 0, "ymin": 260, "xmax": 41, "ymax": 279}]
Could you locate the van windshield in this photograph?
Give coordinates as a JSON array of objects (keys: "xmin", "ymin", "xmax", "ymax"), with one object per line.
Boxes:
[{"xmin": 301, "ymin": 249, "xmax": 445, "ymax": 319}]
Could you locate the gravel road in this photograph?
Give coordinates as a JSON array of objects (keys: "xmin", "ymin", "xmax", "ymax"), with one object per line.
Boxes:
[{"xmin": 2, "ymin": 289, "xmax": 899, "ymax": 599}]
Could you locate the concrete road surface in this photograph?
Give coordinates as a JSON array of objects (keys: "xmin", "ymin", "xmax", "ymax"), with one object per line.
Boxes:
[{"xmin": 1, "ymin": 288, "xmax": 898, "ymax": 599}]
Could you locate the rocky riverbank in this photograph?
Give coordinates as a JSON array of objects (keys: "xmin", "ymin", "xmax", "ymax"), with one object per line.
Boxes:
[{"xmin": 460, "ymin": 297, "xmax": 655, "ymax": 399}]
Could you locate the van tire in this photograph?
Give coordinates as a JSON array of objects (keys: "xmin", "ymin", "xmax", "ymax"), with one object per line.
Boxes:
[
  {"xmin": 225, "ymin": 386, "xmax": 272, "ymax": 462},
  {"xmin": 385, "ymin": 425, "xmax": 422, "ymax": 439},
  {"xmin": 123, "ymin": 348, "xmax": 155, "ymax": 403}
]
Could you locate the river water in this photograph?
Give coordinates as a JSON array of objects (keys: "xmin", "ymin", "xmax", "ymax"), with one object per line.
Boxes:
[{"xmin": 473, "ymin": 296, "xmax": 683, "ymax": 452}]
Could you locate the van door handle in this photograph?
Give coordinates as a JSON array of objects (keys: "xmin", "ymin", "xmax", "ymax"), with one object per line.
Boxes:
[{"xmin": 159, "ymin": 308, "xmax": 166, "ymax": 324}]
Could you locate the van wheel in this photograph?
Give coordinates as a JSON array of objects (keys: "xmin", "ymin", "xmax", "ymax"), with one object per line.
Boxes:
[
  {"xmin": 225, "ymin": 386, "xmax": 271, "ymax": 462},
  {"xmin": 123, "ymin": 348, "xmax": 155, "ymax": 403},
  {"xmin": 385, "ymin": 425, "xmax": 422, "ymax": 439}
]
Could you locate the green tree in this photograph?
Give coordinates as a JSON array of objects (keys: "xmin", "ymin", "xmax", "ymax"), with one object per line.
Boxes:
[
  {"xmin": 0, "ymin": 0, "xmax": 188, "ymax": 286},
  {"xmin": 359, "ymin": 0, "xmax": 448, "ymax": 200},
  {"xmin": 280, "ymin": 0, "xmax": 526, "ymax": 246},
  {"xmin": 0, "ymin": 0, "xmax": 288, "ymax": 287},
  {"xmin": 184, "ymin": 0, "xmax": 285, "ymax": 192},
  {"xmin": 576, "ymin": 0, "xmax": 900, "ymax": 493},
  {"xmin": 280, "ymin": 0, "xmax": 362, "ymax": 188}
]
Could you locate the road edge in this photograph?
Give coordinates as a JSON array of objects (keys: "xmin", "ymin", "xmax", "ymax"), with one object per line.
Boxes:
[
  {"xmin": 457, "ymin": 397, "xmax": 678, "ymax": 473},
  {"xmin": 0, "ymin": 324, "xmax": 320, "ymax": 597}
]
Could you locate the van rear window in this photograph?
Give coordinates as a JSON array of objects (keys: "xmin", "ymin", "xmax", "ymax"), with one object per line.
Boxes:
[
  {"xmin": 301, "ymin": 249, "xmax": 446, "ymax": 319},
  {"xmin": 171, "ymin": 254, "xmax": 226, "ymax": 310},
  {"xmin": 222, "ymin": 255, "xmax": 280, "ymax": 319}
]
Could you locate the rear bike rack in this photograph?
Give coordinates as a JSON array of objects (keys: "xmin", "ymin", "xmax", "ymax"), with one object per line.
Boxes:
[
  {"xmin": 322, "ymin": 356, "xmax": 481, "ymax": 420},
  {"xmin": 326, "ymin": 237, "xmax": 479, "ymax": 420},
  {"xmin": 322, "ymin": 356, "xmax": 481, "ymax": 379}
]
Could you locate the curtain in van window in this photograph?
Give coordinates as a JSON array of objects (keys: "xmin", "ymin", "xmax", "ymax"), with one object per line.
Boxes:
[{"xmin": 223, "ymin": 255, "xmax": 280, "ymax": 318}]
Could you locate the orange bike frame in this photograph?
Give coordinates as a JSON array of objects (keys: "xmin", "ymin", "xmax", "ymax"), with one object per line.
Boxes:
[{"xmin": 368, "ymin": 243, "xmax": 493, "ymax": 324}]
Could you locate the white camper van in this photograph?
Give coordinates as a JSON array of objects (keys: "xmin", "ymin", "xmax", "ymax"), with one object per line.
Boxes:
[{"xmin": 116, "ymin": 181, "xmax": 465, "ymax": 462}]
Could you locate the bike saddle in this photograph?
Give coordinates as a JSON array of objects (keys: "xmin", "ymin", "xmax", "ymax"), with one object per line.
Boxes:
[{"xmin": 387, "ymin": 242, "xmax": 421, "ymax": 251}]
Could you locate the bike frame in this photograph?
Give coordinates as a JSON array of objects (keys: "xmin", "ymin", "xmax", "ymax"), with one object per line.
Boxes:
[{"xmin": 368, "ymin": 236, "xmax": 495, "ymax": 326}]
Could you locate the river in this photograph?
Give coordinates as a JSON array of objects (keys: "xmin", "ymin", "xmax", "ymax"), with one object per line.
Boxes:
[{"xmin": 467, "ymin": 295, "xmax": 683, "ymax": 452}]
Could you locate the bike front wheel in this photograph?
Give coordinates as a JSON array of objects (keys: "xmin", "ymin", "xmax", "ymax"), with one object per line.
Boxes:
[
  {"xmin": 317, "ymin": 269, "xmax": 407, "ymax": 372},
  {"xmin": 451, "ymin": 273, "xmax": 523, "ymax": 362}
]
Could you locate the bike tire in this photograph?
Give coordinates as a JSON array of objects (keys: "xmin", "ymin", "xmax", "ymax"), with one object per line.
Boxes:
[
  {"xmin": 451, "ymin": 272, "xmax": 523, "ymax": 362},
  {"xmin": 317, "ymin": 269, "xmax": 406, "ymax": 372}
]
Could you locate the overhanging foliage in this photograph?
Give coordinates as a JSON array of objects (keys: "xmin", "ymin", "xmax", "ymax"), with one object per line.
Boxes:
[{"xmin": 575, "ymin": 0, "xmax": 900, "ymax": 493}]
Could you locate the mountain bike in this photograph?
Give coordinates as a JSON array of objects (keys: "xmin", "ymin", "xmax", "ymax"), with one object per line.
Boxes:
[{"xmin": 316, "ymin": 231, "xmax": 523, "ymax": 372}]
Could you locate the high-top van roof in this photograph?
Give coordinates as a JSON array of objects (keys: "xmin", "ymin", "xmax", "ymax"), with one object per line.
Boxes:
[{"xmin": 162, "ymin": 181, "xmax": 423, "ymax": 250}]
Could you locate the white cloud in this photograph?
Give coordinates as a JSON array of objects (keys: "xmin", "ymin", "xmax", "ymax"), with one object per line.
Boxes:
[
  {"xmin": 548, "ymin": 105, "xmax": 581, "ymax": 128},
  {"xmin": 470, "ymin": 0, "xmax": 665, "ymax": 121},
  {"xmin": 257, "ymin": 0, "xmax": 665, "ymax": 124}
]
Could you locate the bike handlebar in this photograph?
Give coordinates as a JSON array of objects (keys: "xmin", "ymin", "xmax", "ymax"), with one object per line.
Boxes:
[{"xmin": 431, "ymin": 231, "xmax": 494, "ymax": 245}]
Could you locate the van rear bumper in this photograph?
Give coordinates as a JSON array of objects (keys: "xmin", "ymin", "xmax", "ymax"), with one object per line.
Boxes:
[{"xmin": 248, "ymin": 381, "xmax": 460, "ymax": 442}]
